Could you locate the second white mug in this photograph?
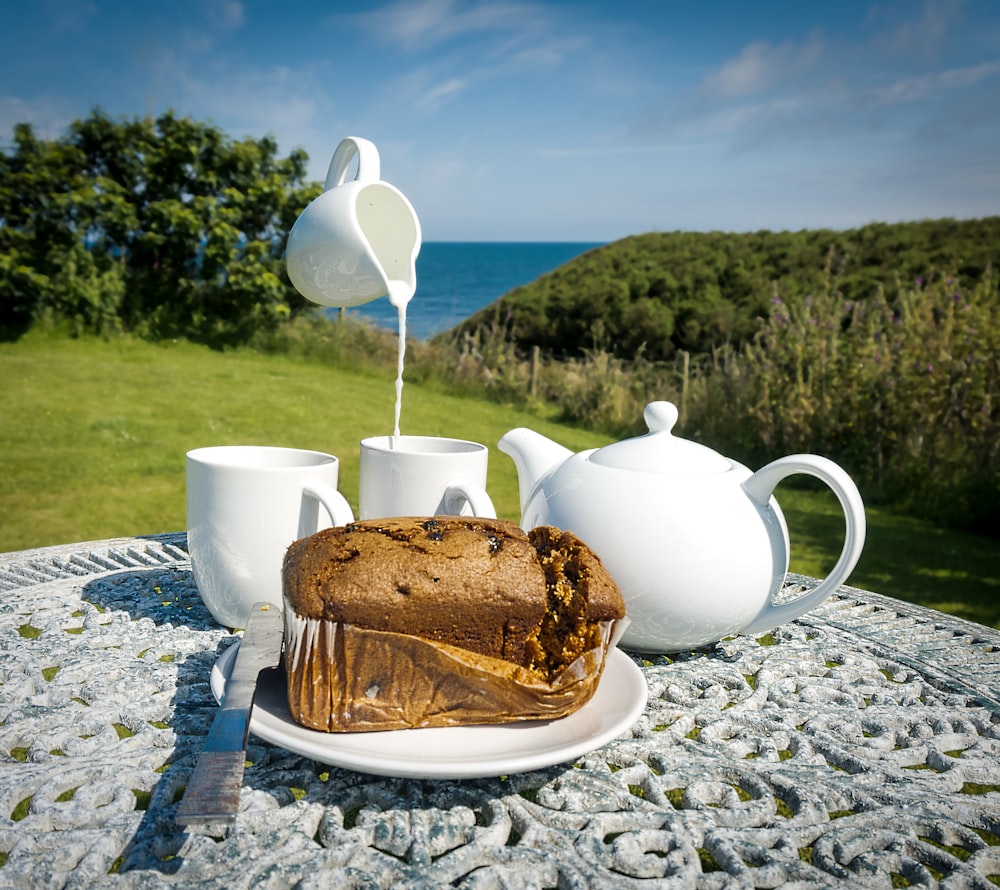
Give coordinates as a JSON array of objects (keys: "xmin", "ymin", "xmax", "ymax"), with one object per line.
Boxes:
[{"xmin": 359, "ymin": 435, "xmax": 497, "ymax": 520}]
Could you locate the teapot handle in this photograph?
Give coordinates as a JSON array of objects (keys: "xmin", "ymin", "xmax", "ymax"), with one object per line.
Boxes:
[
  {"xmin": 324, "ymin": 136, "xmax": 381, "ymax": 190},
  {"xmin": 741, "ymin": 454, "xmax": 866, "ymax": 635}
]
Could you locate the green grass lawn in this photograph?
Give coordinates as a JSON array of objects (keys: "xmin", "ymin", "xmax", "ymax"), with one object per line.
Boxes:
[
  {"xmin": 0, "ymin": 331, "xmax": 606, "ymax": 547},
  {"xmin": 2, "ymin": 331, "xmax": 998, "ymax": 628}
]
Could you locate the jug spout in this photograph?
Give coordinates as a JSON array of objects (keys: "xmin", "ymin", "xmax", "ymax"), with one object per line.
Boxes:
[{"xmin": 498, "ymin": 428, "xmax": 573, "ymax": 514}]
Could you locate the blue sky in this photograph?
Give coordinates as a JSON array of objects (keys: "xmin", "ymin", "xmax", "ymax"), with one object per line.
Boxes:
[{"xmin": 2, "ymin": 0, "xmax": 998, "ymax": 241}]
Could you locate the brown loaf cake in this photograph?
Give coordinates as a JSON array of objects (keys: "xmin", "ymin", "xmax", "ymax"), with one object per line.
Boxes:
[{"xmin": 281, "ymin": 517, "xmax": 626, "ymax": 732}]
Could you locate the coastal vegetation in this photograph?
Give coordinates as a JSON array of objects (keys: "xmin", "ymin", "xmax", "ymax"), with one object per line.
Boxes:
[
  {"xmin": 1, "ymin": 110, "xmax": 998, "ymax": 618},
  {"xmin": 451, "ymin": 218, "xmax": 1000, "ymax": 361}
]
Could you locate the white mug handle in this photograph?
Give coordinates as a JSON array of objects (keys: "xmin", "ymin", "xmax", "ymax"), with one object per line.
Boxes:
[
  {"xmin": 300, "ymin": 482, "xmax": 355, "ymax": 538},
  {"xmin": 741, "ymin": 454, "xmax": 866, "ymax": 634},
  {"xmin": 324, "ymin": 136, "xmax": 381, "ymax": 190},
  {"xmin": 440, "ymin": 481, "xmax": 497, "ymax": 519}
]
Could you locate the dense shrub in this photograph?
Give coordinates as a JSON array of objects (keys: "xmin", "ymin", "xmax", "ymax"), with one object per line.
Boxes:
[{"xmin": 449, "ymin": 220, "xmax": 1000, "ymax": 361}]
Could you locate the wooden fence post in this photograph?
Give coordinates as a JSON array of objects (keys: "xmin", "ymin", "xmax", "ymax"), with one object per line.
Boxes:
[{"xmin": 679, "ymin": 349, "xmax": 689, "ymax": 425}]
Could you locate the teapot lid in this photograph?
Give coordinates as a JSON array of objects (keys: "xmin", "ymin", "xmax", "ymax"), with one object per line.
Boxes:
[{"xmin": 588, "ymin": 402, "xmax": 731, "ymax": 474}]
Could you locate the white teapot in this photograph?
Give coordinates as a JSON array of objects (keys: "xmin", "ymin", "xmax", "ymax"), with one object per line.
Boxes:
[{"xmin": 499, "ymin": 402, "xmax": 866, "ymax": 651}]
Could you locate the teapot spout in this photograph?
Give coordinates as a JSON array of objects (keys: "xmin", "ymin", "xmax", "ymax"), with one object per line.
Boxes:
[{"xmin": 498, "ymin": 428, "xmax": 573, "ymax": 515}]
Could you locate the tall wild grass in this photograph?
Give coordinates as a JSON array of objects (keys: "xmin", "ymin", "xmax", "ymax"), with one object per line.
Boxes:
[{"xmin": 687, "ymin": 269, "xmax": 999, "ymax": 532}]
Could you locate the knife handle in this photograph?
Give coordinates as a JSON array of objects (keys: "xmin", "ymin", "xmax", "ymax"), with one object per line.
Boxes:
[
  {"xmin": 175, "ymin": 602, "xmax": 282, "ymax": 826},
  {"xmin": 175, "ymin": 677, "xmax": 255, "ymax": 824}
]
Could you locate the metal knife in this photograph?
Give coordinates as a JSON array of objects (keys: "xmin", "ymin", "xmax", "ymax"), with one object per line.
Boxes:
[{"xmin": 176, "ymin": 601, "xmax": 284, "ymax": 825}]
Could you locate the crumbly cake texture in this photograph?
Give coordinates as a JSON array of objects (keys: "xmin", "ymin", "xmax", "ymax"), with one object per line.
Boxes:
[{"xmin": 281, "ymin": 517, "xmax": 626, "ymax": 732}]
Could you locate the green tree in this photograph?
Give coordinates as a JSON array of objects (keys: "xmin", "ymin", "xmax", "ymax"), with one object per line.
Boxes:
[
  {"xmin": 0, "ymin": 123, "xmax": 89, "ymax": 336},
  {"xmin": 0, "ymin": 109, "xmax": 318, "ymax": 345}
]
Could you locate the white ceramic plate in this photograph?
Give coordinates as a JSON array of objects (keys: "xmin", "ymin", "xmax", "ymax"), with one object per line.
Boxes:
[{"xmin": 210, "ymin": 644, "xmax": 647, "ymax": 779}]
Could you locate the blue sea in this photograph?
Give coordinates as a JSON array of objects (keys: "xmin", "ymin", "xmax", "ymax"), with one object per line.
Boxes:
[{"xmin": 335, "ymin": 242, "xmax": 602, "ymax": 341}]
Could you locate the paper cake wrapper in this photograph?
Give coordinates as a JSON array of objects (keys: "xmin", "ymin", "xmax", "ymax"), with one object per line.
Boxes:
[{"xmin": 282, "ymin": 606, "xmax": 629, "ymax": 732}]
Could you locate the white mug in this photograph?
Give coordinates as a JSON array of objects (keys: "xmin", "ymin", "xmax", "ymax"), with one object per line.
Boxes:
[
  {"xmin": 359, "ymin": 436, "xmax": 497, "ymax": 520},
  {"xmin": 285, "ymin": 136, "xmax": 421, "ymax": 308},
  {"xmin": 186, "ymin": 446, "xmax": 355, "ymax": 628}
]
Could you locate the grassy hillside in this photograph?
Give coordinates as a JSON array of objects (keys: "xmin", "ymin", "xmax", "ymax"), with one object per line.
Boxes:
[
  {"xmin": 445, "ymin": 217, "xmax": 1000, "ymax": 361},
  {"xmin": 2, "ymin": 331, "xmax": 998, "ymax": 628}
]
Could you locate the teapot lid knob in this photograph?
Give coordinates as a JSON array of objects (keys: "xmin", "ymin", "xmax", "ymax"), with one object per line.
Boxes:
[
  {"xmin": 644, "ymin": 401, "xmax": 678, "ymax": 434},
  {"xmin": 588, "ymin": 399, "xmax": 731, "ymax": 474}
]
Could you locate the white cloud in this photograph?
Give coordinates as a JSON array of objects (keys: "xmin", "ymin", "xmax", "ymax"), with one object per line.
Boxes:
[
  {"xmin": 377, "ymin": 23, "xmax": 584, "ymax": 115},
  {"xmin": 495, "ymin": 34, "xmax": 586, "ymax": 72},
  {"xmin": 0, "ymin": 96, "xmax": 75, "ymax": 142},
  {"xmin": 639, "ymin": 2, "xmax": 999, "ymax": 159},
  {"xmin": 682, "ymin": 96, "xmax": 806, "ymax": 141},
  {"xmin": 353, "ymin": 0, "xmax": 549, "ymax": 50},
  {"xmin": 419, "ymin": 77, "xmax": 468, "ymax": 110},
  {"xmin": 869, "ymin": 0, "xmax": 965, "ymax": 58},
  {"xmin": 49, "ymin": 0, "xmax": 98, "ymax": 33},
  {"xmin": 398, "ymin": 38, "xmax": 575, "ymax": 114},
  {"xmin": 861, "ymin": 59, "xmax": 1000, "ymax": 107},
  {"xmin": 209, "ymin": 0, "xmax": 245, "ymax": 29},
  {"xmin": 140, "ymin": 47, "xmax": 328, "ymax": 156},
  {"xmin": 701, "ymin": 36, "xmax": 823, "ymax": 99},
  {"xmin": 538, "ymin": 142, "xmax": 711, "ymax": 159}
]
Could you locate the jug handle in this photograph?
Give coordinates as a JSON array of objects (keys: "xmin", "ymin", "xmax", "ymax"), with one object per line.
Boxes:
[
  {"xmin": 324, "ymin": 136, "xmax": 381, "ymax": 190},
  {"xmin": 741, "ymin": 454, "xmax": 866, "ymax": 635}
]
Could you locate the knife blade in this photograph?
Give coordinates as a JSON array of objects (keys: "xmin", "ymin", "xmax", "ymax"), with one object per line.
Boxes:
[{"xmin": 176, "ymin": 601, "xmax": 284, "ymax": 825}]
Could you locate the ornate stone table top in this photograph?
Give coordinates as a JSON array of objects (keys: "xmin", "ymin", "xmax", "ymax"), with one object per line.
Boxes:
[{"xmin": 1, "ymin": 534, "xmax": 998, "ymax": 888}]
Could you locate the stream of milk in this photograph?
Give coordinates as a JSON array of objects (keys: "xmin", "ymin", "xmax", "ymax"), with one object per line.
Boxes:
[{"xmin": 387, "ymin": 280, "xmax": 412, "ymax": 445}]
